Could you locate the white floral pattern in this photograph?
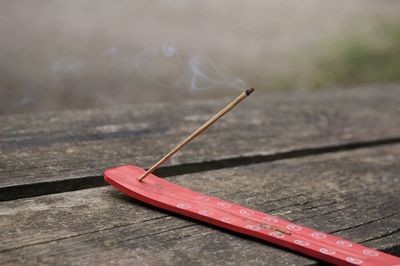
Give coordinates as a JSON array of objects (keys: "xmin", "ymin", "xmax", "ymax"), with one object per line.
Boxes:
[
  {"xmin": 311, "ymin": 232, "xmax": 327, "ymax": 239},
  {"xmin": 346, "ymin": 257, "xmax": 363, "ymax": 265},
  {"xmin": 240, "ymin": 209, "xmax": 255, "ymax": 216},
  {"xmin": 111, "ymin": 169, "xmax": 400, "ymax": 266},
  {"xmin": 363, "ymin": 249, "xmax": 379, "ymax": 256},
  {"xmin": 320, "ymin": 248, "xmax": 336, "ymax": 255},
  {"xmin": 268, "ymin": 231, "xmax": 285, "ymax": 239},
  {"xmin": 336, "ymin": 240, "xmax": 353, "ymax": 248},
  {"xmin": 262, "ymin": 216, "xmax": 278, "ymax": 223},
  {"xmin": 287, "ymin": 224, "xmax": 302, "ymax": 231},
  {"xmin": 294, "ymin": 239, "xmax": 310, "ymax": 246},
  {"xmin": 217, "ymin": 202, "xmax": 232, "ymax": 208},
  {"xmin": 199, "ymin": 210, "xmax": 212, "ymax": 216},
  {"xmin": 176, "ymin": 203, "xmax": 191, "ymax": 209}
]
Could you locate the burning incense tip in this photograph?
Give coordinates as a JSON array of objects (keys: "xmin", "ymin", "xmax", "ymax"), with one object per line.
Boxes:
[
  {"xmin": 137, "ymin": 88, "xmax": 255, "ymax": 182},
  {"xmin": 245, "ymin": 88, "xmax": 254, "ymax": 96}
]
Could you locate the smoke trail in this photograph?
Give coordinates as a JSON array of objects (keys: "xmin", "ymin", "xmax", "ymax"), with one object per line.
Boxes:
[
  {"xmin": 161, "ymin": 41, "xmax": 178, "ymax": 57},
  {"xmin": 188, "ymin": 56, "xmax": 246, "ymax": 94},
  {"xmin": 131, "ymin": 42, "xmax": 247, "ymax": 93}
]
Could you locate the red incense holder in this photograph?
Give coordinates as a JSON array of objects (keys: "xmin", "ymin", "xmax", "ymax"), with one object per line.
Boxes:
[{"xmin": 105, "ymin": 165, "xmax": 400, "ymax": 266}]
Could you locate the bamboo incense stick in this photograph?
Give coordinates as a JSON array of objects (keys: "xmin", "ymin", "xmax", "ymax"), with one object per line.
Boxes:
[{"xmin": 137, "ymin": 88, "xmax": 255, "ymax": 182}]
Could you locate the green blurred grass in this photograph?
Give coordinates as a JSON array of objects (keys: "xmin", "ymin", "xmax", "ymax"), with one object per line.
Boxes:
[{"xmin": 312, "ymin": 22, "xmax": 400, "ymax": 89}]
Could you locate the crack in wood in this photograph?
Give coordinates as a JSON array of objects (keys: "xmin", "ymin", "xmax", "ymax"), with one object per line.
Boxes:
[
  {"xmin": 359, "ymin": 228, "xmax": 400, "ymax": 244},
  {"xmin": 329, "ymin": 212, "xmax": 399, "ymax": 235},
  {"xmin": 1, "ymin": 136, "xmax": 400, "ymax": 202}
]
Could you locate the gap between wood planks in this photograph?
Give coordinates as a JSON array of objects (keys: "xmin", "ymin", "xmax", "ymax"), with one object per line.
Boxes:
[{"xmin": 1, "ymin": 136, "xmax": 400, "ymax": 202}]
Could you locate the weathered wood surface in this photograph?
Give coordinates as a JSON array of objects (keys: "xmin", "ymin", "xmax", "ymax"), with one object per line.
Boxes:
[
  {"xmin": 1, "ymin": 87, "xmax": 400, "ymax": 197},
  {"xmin": 1, "ymin": 145, "xmax": 399, "ymax": 265},
  {"xmin": 1, "ymin": 86, "xmax": 400, "ymax": 265}
]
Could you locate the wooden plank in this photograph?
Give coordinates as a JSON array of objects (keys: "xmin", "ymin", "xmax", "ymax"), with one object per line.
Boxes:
[
  {"xmin": 1, "ymin": 86, "xmax": 400, "ymax": 192},
  {"xmin": 1, "ymin": 145, "xmax": 399, "ymax": 265}
]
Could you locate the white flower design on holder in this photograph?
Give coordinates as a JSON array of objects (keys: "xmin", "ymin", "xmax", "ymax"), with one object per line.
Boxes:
[
  {"xmin": 217, "ymin": 202, "xmax": 232, "ymax": 208},
  {"xmin": 262, "ymin": 216, "xmax": 278, "ymax": 223},
  {"xmin": 319, "ymin": 248, "xmax": 336, "ymax": 255},
  {"xmin": 245, "ymin": 224, "xmax": 262, "ymax": 231},
  {"xmin": 336, "ymin": 240, "xmax": 353, "ymax": 248},
  {"xmin": 176, "ymin": 203, "xmax": 191, "ymax": 209},
  {"xmin": 268, "ymin": 231, "xmax": 285, "ymax": 239},
  {"xmin": 311, "ymin": 232, "xmax": 327, "ymax": 239},
  {"xmin": 199, "ymin": 210, "xmax": 212, "ymax": 216},
  {"xmin": 363, "ymin": 249, "xmax": 379, "ymax": 256},
  {"xmin": 294, "ymin": 239, "xmax": 310, "ymax": 246},
  {"xmin": 240, "ymin": 209, "xmax": 255, "ymax": 216},
  {"xmin": 287, "ymin": 224, "xmax": 302, "ymax": 231},
  {"xmin": 221, "ymin": 217, "xmax": 235, "ymax": 224},
  {"xmin": 346, "ymin": 257, "xmax": 363, "ymax": 265},
  {"xmin": 195, "ymin": 195, "xmax": 210, "ymax": 201}
]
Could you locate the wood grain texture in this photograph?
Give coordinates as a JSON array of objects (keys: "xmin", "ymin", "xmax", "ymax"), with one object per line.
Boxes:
[
  {"xmin": 1, "ymin": 86, "xmax": 400, "ymax": 192},
  {"xmin": 1, "ymin": 145, "xmax": 399, "ymax": 265}
]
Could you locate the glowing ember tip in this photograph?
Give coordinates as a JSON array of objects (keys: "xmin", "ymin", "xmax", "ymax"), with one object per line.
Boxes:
[{"xmin": 245, "ymin": 88, "xmax": 254, "ymax": 96}]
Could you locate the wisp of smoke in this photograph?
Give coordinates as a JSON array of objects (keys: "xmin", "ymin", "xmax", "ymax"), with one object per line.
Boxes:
[
  {"xmin": 161, "ymin": 42, "xmax": 178, "ymax": 57},
  {"xmin": 188, "ymin": 56, "xmax": 246, "ymax": 94},
  {"xmin": 131, "ymin": 42, "xmax": 247, "ymax": 94}
]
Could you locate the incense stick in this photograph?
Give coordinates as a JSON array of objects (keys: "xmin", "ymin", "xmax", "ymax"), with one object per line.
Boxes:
[{"xmin": 137, "ymin": 88, "xmax": 255, "ymax": 182}]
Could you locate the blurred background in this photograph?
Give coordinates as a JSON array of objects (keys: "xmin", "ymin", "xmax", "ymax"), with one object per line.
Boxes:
[{"xmin": 0, "ymin": 0, "xmax": 399, "ymax": 115}]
